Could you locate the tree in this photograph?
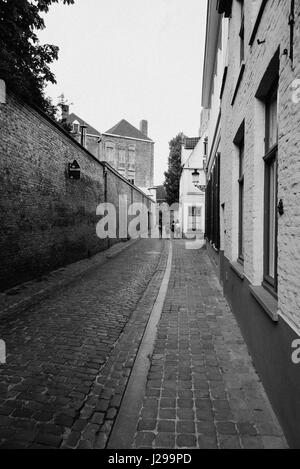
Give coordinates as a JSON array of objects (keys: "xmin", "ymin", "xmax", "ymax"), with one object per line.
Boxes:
[
  {"xmin": 164, "ymin": 133, "xmax": 183, "ymax": 206},
  {"xmin": 0, "ymin": 0, "xmax": 74, "ymax": 117}
]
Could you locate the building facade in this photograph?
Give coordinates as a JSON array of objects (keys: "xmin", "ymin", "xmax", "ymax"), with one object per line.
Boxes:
[
  {"xmin": 64, "ymin": 109, "xmax": 102, "ymax": 159},
  {"xmin": 179, "ymin": 135, "xmax": 206, "ymax": 239},
  {"xmin": 202, "ymin": 0, "xmax": 300, "ymax": 447},
  {"xmin": 65, "ymin": 109, "xmax": 155, "ymax": 190},
  {"xmin": 100, "ymin": 119, "xmax": 154, "ymax": 189}
]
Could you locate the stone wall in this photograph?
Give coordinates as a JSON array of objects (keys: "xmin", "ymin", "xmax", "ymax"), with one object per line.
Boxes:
[{"xmin": 0, "ymin": 90, "xmax": 153, "ymax": 290}]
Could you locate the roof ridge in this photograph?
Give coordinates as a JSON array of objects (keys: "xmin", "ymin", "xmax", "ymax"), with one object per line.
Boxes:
[{"xmin": 104, "ymin": 119, "xmax": 153, "ymax": 142}]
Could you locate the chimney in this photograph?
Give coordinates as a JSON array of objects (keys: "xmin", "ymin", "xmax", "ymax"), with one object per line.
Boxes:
[
  {"xmin": 61, "ymin": 104, "xmax": 69, "ymax": 122},
  {"xmin": 140, "ymin": 120, "xmax": 148, "ymax": 137},
  {"xmin": 80, "ymin": 124, "xmax": 87, "ymax": 148}
]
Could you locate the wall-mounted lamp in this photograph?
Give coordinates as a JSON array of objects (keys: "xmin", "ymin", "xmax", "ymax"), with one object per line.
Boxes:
[
  {"xmin": 192, "ymin": 169, "xmax": 206, "ymax": 192},
  {"xmin": 68, "ymin": 160, "xmax": 81, "ymax": 180}
]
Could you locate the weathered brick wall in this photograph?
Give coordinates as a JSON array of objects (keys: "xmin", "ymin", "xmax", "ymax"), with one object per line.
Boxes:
[
  {"xmin": 220, "ymin": 0, "xmax": 300, "ymax": 331},
  {"xmin": 0, "ymin": 91, "xmax": 153, "ymax": 290}
]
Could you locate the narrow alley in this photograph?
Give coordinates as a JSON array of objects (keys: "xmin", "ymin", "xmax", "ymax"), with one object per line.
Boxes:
[{"xmin": 0, "ymin": 240, "xmax": 287, "ymax": 449}]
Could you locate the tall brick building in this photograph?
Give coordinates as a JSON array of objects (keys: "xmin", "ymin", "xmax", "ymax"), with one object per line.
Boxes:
[
  {"xmin": 66, "ymin": 110, "xmax": 155, "ymax": 189},
  {"xmin": 100, "ymin": 119, "xmax": 154, "ymax": 189},
  {"xmin": 202, "ymin": 0, "xmax": 300, "ymax": 446}
]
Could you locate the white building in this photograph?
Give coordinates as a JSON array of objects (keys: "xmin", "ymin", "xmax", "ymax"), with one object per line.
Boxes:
[
  {"xmin": 202, "ymin": 0, "xmax": 300, "ymax": 447},
  {"xmin": 179, "ymin": 136, "xmax": 206, "ymax": 239}
]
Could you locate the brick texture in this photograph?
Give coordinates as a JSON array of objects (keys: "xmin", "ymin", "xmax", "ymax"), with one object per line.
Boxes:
[
  {"xmin": 219, "ymin": 0, "xmax": 300, "ymax": 330},
  {"xmin": 0, "ymin": 91, "xmax": 153, "ymax": 290},
  {"xmin": 100, "ymin": 134, "xmax": 154, "ymax": 188}
]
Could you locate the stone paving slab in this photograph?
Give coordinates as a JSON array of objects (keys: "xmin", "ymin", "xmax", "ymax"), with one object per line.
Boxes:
[{"xmin": 132, "ymin": 241, "xmax": 288, "ymax": 449}]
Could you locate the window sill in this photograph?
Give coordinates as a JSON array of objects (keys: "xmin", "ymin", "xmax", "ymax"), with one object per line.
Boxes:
[
  {"xmin": 249, "ymin": 285, "xmax": 278, "ymax": 323},
  {"xmin": 231, "ymin": 62, "xmax": 245, "ymax": 106},
  {"xmin": 230, "ymin": 261, "xmax": 245, "ymax": 280}
]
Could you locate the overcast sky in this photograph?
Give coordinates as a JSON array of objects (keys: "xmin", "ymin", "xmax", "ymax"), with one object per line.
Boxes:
[{"xmin": 38, "ymin": 0, "xmax": 207, "ymax": 185}]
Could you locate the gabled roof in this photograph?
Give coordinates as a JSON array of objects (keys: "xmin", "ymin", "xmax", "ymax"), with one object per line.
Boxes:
[
  {"xmin": 67, "ymin": 113, "xmax": 101, "ymax": 136},
  {"xmin": 104, "ymin": 119, "xmax": 153, "ymax": 142}
]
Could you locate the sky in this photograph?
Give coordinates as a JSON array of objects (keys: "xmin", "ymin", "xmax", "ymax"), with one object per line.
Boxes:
[{"xmin": 38, "ymin": 0, "xmax": 208, "ymax": 185}]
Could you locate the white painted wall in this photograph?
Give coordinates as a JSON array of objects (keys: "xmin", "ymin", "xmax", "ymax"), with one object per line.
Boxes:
[{"xmin": 179, "ymin": 139, "xmax": 206, "ymax": 237}]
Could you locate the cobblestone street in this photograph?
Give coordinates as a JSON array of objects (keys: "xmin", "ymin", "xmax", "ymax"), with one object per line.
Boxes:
[{"xmin": 0, "ymin": 240, "xmax": 287, "ymax": 449}]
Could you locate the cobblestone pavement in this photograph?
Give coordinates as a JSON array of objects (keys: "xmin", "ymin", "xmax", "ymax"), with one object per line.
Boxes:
[
  {"xmin": 0, "ymin": 239, "xmax": 288, "ymax": 449},
  {"xmin": 0, "ymin": 239, "xmax": 168, "ymax": 449},
  {"xmin": 132, "ymin": 241, "xmax": 287, "ymax": 449}
]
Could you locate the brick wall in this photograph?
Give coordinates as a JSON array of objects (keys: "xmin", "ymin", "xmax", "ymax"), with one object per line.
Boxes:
[
  {"xmin": 100, "ymin": 135, "xmax": 154, "ymax": 188},
  {"xmin": 0, "ymin": 90, "xmax": 153, "ymax": 290},
  {"xmin": 220, "ymin": 0, "xmax": 300, "ymax": 331}
]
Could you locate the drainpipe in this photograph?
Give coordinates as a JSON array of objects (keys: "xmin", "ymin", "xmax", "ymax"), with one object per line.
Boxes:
[
  {"xmin": 104, "ymin": 164, "xmax": 108, "ymax": 203},
  {"xmin": 289, "ymin": 0, "xmax": 295, "ymax": 66},
  {"xmin": 103, "ymin": 164, "xmax": 109, "ymax": 248}
]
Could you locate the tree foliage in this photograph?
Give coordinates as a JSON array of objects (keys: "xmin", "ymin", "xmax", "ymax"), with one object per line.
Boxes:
[
  {"xmin": 0, "ymin": 0, "xmax": 74, "ymax": 117},
  {"xmin": 164, "ymin": 133, "xmax": 183, "ymax": 206}
]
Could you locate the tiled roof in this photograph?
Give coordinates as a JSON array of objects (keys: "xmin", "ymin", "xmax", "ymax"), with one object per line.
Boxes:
[
  {"xmin": 104, "ymin": 119, "xmax": 153, "ymax": 142},
  {"xmin": 184, "ymin": 137, "xmax": 200, "ymax": 150},
  {"xmin": 67, "ymin": 113, "xmax": 101, "ymax": 136}
]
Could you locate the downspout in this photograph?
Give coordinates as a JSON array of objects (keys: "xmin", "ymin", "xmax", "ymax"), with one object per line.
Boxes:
[
  {"xmin": 103, "ymin": 164, "xmax": 110, "ymax": 248},
  {"xmin": 289, "ymin": 0, "xmax": 295, "ymax": 66}
]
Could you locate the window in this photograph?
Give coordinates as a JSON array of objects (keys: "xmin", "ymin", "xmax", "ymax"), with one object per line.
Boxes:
[
  {"xmin": 73, "ymin": 122, "xmax": 80, "ymax": 133},
  {"xmin": 239, "ymin": 0, "xmax": 245, "ymax": 64},
  {"xmin": 119, "ymin": 149, "xmax": 125, "ymax": 169},
  {"xmin": 204, "ymin": 137, "xmax": 208, "ymax": 157},
  {"xmin": 234, "ymin": 121, "xmax": 245, "ymax": 262},
  {"xmin": 188, "ymin": 206, "xmax": 196, "ymax": 232},
  {"xmin": 128, "ymin": 146, "xmax": 135, "ymax": 171},
  {"xmin": 188, "ymin": 206, "xmax": 202, "ymax": 232},
  {"xmin": 203, "ymin": 138, "xmax": 208, "ymax": 170},
  {"xmin": 238, "ymin": 137, "xmax": 245, "ymax": 263},
  {"xmin": 263, "ymin": 82, "xmax": 278, "ymax": 293},
  {"xmin": 106, "ymin": 143, "xmax": 115, "ymax": 165},
  {"xmin": 205, "ymin": 153, "xmax": 220, "ymax": 249}
]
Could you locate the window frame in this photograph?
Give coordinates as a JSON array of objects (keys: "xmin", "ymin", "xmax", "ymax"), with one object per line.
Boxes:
[
  {"xmin": 205, "ymin": 152, "xmax": 220, "ymax": 250},
  {"xmin": 128, "ymin": 145, "xmax": 136, "ymax": 171},
  {"xmin": 238, "ymin": 137, "xmax": 245, "ymax": 264},
  {"xmin": 263, "ymin": 82, "xmax": 278, "ymax": 295},
  {"xmin": 239, "ymin": 0, "xmax": 245, "ymax": 64},
  {"xmin": 105, "ymin": 142, "xmax": 115, "ymax": 165},
  {"xmin": 118, "ymin": 148, "xmax": 126, "ymax": 170}
]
